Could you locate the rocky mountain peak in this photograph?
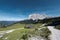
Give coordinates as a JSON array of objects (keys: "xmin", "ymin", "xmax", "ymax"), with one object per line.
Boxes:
[{"xmin": 28, "ymin": 13, "xmax": 48, "ymax": 20}]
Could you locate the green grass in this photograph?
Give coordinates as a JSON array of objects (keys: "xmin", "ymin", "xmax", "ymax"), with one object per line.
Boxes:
[
  {"xmin": 0, "ymin": 23, "xmax": 42, "ymax": 31},
  {"xmin": 40, "ymin": 27, "xmax": 51, "ymax": 38},
  {"xmin": 0, "ymin": 23, "xmax": 51, "ymax": 40},
  {"xmin": 0, "ymin": 27, "xmax": 51, "ymax": 40},
  {"xmin": 0, "ymin": 23, "xmax": 25, "ymax": 31},
  {"xmin": 55, "ymin": 25, "xmax": 60, "ymax": 30},
  {"xmin": 0, "ymin": 23, "xmax": 42, "ymax": 40},
  {"xmin": 1, "ymin": 28, "xmax": 34, "ymax": 40},
  {"xmin": 30, "ymin": 23, "xmax": 42, "ymax": 29}
]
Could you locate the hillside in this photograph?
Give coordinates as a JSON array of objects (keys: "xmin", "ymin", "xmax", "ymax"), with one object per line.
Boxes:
[
  {"xmin": 0, "ymin": 16, "xmax": 60, "ymax": 40},
  {"xmin": 0, "ymin": 23, "xmax": 24, "ymax": 31},
  {"xmin": 19, "ymin": 16, "xmax": 60, "ymax": 26},
  {"xmin": 42, "ymin": 17, "xmax": 60, "ymax": 26},
  {"xmin": 0, "ymin": 23, "xmax": 51, "ymax": 40}
]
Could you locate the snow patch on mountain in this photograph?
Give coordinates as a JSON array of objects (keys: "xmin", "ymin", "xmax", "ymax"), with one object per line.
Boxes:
[{"xmin": 28, "ymin": 13, "xmax": 48, "ymax": 20}]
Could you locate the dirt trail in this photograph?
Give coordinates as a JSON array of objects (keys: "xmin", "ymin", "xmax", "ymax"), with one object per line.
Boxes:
[{"xmin": 48, "ymin": 26, "xmax": 60, "ymax": 40}]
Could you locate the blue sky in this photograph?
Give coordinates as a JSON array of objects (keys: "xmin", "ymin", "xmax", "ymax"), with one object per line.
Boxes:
[{"xmin": 0, "ymin": 0, "xmax": 60, "ymax": 21}]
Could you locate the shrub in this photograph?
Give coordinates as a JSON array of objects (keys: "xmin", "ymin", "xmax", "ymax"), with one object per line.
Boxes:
[
  {"xmin": 39, "ymin": 27, "xmax": 51, "ymax": 39},
  {"xmin": 55, "ymin": 25, "xmax": 60, "ymax": 30}
]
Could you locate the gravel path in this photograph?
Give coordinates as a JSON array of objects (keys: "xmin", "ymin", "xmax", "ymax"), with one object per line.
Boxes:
[
  {"xmin": 48, "ymin": 26, "xmax": 60, "ymax": 40},
  {"xmin": 28, "ymin": 36, "xmax": 45, "ymax": 40}
]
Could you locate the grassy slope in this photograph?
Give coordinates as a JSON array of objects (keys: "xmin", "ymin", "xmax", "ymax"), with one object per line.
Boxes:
[
  {"xmin": 1, "ymin": 29, "xmax": 29, "ymax": 40},
  {"xmin": 0, "ymin": 23, "xmax": 25, "ymax": 31},
  {"xmin": 0, "ymin": 23, "xmax": 42, "ymax": 40},
  {"xmin": 0, "ymin": 23, "xmax": 51, "ymax": 40}
]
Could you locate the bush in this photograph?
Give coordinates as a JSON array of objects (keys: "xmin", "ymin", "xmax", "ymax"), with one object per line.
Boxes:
[
  {"xmin": 40, "ymin": 27, "xmax": 51, "ymax": 39},
  {"xmin": 55, "ymin": 25, "xmax": 60, "ymax": 30}
]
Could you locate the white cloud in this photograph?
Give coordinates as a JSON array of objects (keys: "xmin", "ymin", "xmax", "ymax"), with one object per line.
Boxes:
[{"xmin": 0, "ymin": 16, "xmax": 26, "ymax": 21}]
